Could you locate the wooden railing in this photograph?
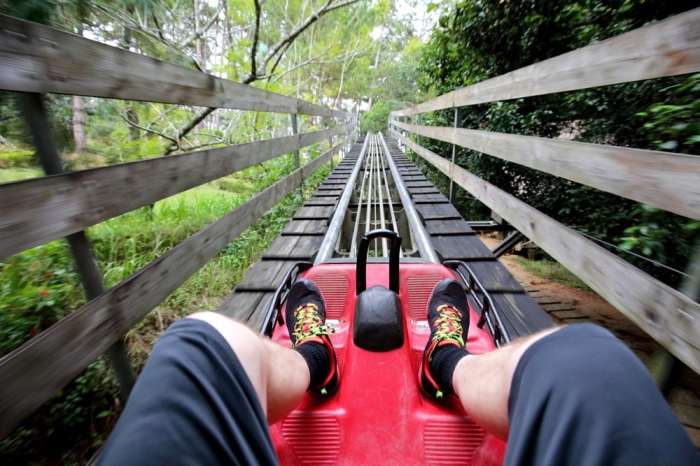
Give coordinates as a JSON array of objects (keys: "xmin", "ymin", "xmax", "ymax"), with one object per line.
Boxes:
[
  {"xmin": 0, "ymin": 15, "xmax": 353, "ymax": 437},
  {"xmin": 390, "ymin": 8, "xmax": 700, "ymax": 373}
]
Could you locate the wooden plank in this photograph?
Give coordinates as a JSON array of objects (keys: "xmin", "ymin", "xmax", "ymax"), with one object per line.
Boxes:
[
  {"xmin": 422, "ymin": 215, "xmax": 463, "ymax": 222},
  {"xmin": 540, "ymin": 304, "xmax": 576, "ymax": 312},
  {"xmin": 395, "ymin": 131, "xmax": 700, "ymax": 373},
  {"xmin": 236, "ymin": 260, "xmax": 290, "ymax": 291},
  {"xmin": 425, "ymin": 218, "xmax": 475, "ymax": 235},
  {"xmin": 461, "ymin": 260, "xmax": 524, "ymax": 293},
  {"xmin": 408, "ymin": 187, "xmax": 441, "ymax": 195},
  {"xmin": 412, "ymin": 193, "xmax": 449, "ymax": 203},
  {"xmin": 0, "ymin": 139, "xmax": 343, "ymax": 438},
  {"xmin": 0, "ymin": 15, "xmax": 347, "ymax": 118},
  {"xmin": 217, "ymin": 291, "xmax": 266, "ymax": 321},
  {"xmin": 283, "ymin": 220, "xmax": 328, "ymax": 234},
  {"xmin": 490, "ymin": 293, "xmax": 555, "ymax": 338},
  {"xmin": 392, "ymin": 8, "xmax": 700, "ymax": 116},
  {"xmin": 261, "ymin": 235, "xmax": 302, "ymax": 258},
  {"xmin": 289, "ymin": 236, "xmax": 324, "ymax": 257},
  {"xmin": 0, "ymin": 128, "xmax": 342, "ymax": 260},
  {"xmin": 247, "ymin": 293, "xmax": 277, "ymax": 331},
  {"xmin": 394, "ymin": 121, "xmax": 700, "ymax": 220},
  {"xmin": 551, "ymin": 310, "xmax": 586, "ymax": 319},
  {"xmin": 416, "ymin": 203, "xmax": 462, "ymax": 219},
  {"xmin": 431, "ymin": 235, "xmax": 493, "ymax": 260},
  {"xmin": 261, "ymin": 235, "xmax": 321, "ymax": 260},
  {"xmin": 295, "ymin": 206, "xmax": 334, "ymax": 219},
  {"xmin": 303, "ymin": 202, "xmax": 337, "ymax": 207}
]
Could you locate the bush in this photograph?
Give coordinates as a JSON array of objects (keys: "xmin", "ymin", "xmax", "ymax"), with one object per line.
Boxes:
[
  {"xmin": 361, "ymin": 100, "xmax": 398, "ymax": 133},
  {"xmin": 0, "ymin": 148, "xmax": 36, "ymax": 168}
]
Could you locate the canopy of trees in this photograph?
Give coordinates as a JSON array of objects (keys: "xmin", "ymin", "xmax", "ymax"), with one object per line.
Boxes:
[
  {"xmin": 0, "ymin": 0, "xmax": 698, "ymax": 463},
  {"xmin": 412, "ymin": 0, "xmax": 699, "ymax": 286}
]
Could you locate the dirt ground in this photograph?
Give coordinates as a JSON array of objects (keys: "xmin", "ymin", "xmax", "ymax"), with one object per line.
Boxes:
[
  {"xmin": 480, "ymin": 235, "xmax": 700, "ymax": 445},
  {"xmin": 480, "ymin": 235, "xmax": 662, "ymax": 357}
]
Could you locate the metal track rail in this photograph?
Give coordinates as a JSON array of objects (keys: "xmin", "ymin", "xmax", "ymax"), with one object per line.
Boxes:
[
  {"xmin": 348, "ymin": 134, "xmax": 407, "ymax": 258},
  {"xmin": 378, "ymin": 132, "xmax": 439, "ymax": 263},
  {"xmin": 315, "ymin": 136, "xmax": 369, "ymax": 263}
]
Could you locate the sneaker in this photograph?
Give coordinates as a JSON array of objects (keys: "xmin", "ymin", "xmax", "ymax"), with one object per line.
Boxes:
[
  {"xmin": 419, "ymin": 279, "xmax": 470, "ymax": 399},
  {"xmin": 285, "ymin": 279, "xmax": 339, "ymax": 396}
]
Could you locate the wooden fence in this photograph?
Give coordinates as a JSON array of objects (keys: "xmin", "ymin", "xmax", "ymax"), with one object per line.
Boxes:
[
  {"xmin": 390, "ymin": 8, "xmax": 700, "ymax": 374},
  {"xmin": 0, "ymin": 15, "xmax": 352, "ymax": 438}
]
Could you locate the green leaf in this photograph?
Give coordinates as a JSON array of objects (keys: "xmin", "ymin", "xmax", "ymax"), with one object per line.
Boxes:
[{"xmin": 658, "ymin": 140, "xmax": 678, "ymax": 151}]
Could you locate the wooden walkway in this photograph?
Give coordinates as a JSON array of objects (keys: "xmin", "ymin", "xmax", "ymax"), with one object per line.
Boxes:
[
  {"xmin": 383, "ymin": 135, "xmax": 552, "ymax": 338},
  {"xmin": 219, "ymin": 131, "xmax": 700, "ymax": 446},
  {"xmin": 223, "ymin": 134, "xmax": 552, "ymax": 340},
  {"xmin": 217, "ymin": 144, "xmax": 362, "ymax": 328}
]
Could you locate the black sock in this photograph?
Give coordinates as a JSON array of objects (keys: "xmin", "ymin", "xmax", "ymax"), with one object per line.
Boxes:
[
  {"xmin": 430, "ymin": 344, "xmax": 468, "ymax": 391},
  {"xmin": 295, "ymin": 342, "xmax": 331, "ymax": 389}
]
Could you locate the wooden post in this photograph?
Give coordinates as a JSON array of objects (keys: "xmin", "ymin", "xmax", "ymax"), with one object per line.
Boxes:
[
  {"xmin": 290, "ymin": 113, "xmax": 300, "ymax": 169},
  {"xmin": 449, "ymin": 107, "xmax": 458, "ymax": 202},
  {"xmin": 655, "ymin": 242, "xmax": 700, "ymax": 393},
  {"xmin": 328, "ymin": 118, "xmax": 334, "ymax": 169},
  {"xmin": 20, "ymin": 93, "xmax": 136, "ymax": 398},
  {"xmin": 290, "ymin": 112, "xmax": 302, "ymax": 192}
]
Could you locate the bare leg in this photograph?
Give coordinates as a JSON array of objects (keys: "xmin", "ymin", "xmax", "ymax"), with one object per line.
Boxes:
[
  {"xmin": 452, "ymin": 326, "xmax": 560, "ymax": 439},
  {"xmin": 189, "ymin": 312, "xmax": 309, "ymax": 424}
]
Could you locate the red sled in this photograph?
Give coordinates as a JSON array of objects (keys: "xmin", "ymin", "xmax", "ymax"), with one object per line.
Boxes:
[{"xmin": 263, "ymin": 229, "xmax": 510, "ymax": 465}]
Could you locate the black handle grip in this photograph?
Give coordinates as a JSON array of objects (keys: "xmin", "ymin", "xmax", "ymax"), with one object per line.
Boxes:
[{"xmin": 356, "ymin": 229, "xmax": 402, "ymax": 295}]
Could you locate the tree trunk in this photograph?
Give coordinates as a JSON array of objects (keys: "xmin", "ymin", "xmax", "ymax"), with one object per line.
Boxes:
[
  {"xmin": 72, "ymin": 95, "xmax": 86, "ymax": 153},
  {"xmin": 72, "ymin": 20, "xmax": 87, "ymax": 154},
  {"xmin": 126, "ymin": 105, "xmax": 140, "ymax": 140}
]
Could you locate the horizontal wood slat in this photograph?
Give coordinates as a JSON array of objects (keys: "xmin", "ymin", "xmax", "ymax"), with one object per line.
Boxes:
[
  {"xmin": 393, "ymin": 121, "xmax": 700, "ymax": 220},
  {"xmin": 0, "ymin": 127, "xmax": 346, "ymax": 260},
  {"xmin": 393, "ymin": 8, "xmax": 700, "ymax": 116},
  {"xmin": 393, "ymin": 130, "xmax": 700, "ymax": 374},
  {"xmin": 0, "ymin": 140, "xmax": 343, "ymax": 438},
  {"xmin": 0, "ymin": 15, "xmax": 347, "ymax": 118}
]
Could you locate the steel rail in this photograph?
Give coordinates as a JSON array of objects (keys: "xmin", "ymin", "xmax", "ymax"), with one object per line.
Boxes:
[
  {"xmin": 315, "ymin": 135, "xmax": 369, "ymax": 263},
  {"xmin": 368, "ymin": 137, "xmax": 378, "ymax": 256},
  {"xmin": 375, "ymin": 137, "xmax": 389, "ymax": 256},
  {"xmin": 349, "ymin": 144, "xmax": 370, "ymax": 257},
  {"xmin": 365, "ymin": 136, "xmax": 375, "ymax": 256},
  {"xmin": 378, "ymin": 132, "xmax": 439, "ymax": 263},
  {"xmin": 380, "ymin": 148, "xmax": 403, "ymax": 257}
]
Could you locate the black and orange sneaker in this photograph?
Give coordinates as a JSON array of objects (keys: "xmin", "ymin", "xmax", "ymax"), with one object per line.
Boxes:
[
  {"xmin": 419, "ymin": 279, "xmax": 470, "ymax": 400},
  {"xmin": 285, "ymin": 279, "xmax": 339, "ymax": 397}
]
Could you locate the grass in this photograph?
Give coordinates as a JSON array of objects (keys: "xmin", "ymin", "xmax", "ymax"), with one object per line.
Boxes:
[
  {"xmin": 0, "ymin": 147, "xmax": 35, "ymax": 169},
  {"xmin": 516, "ymin": 257, "xmax": 591, "ymax": 290},
  {"xmin": 0, "ymin": 167, "xmax": 42, "ymax": 183},
  {"xmin": 0, "ymin": 149, "xmax": 333, "ymax": 465}
]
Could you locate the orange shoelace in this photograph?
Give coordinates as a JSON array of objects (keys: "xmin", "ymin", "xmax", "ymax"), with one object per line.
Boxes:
[
  {"xmin": 291, "ymin": 303, "xmax": 330, "ymax": 344},
  {"xmin": 431, "ymin": 304, "xmax": 465, "ymax": 347}
]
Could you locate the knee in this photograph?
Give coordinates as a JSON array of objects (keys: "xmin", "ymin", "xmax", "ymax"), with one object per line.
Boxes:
[
  {"xmin": 186, "ymin": 312, "xmax": 268, "ymax": 396},
  {"xmin": 187, "ymin": 312, "xmax": 265, "ymax": 359}
]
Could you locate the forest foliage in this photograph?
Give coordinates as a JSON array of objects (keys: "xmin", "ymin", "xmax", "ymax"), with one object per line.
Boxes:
[
  {"xmin": 0, "ymin": 0, "xmax": 699, "ymax": 464},
  {"xmin": 409, "ymin": 0, "xmax": 699, "ymax": 286}
]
